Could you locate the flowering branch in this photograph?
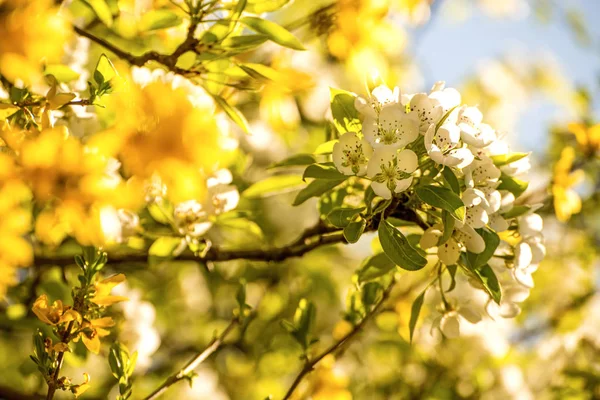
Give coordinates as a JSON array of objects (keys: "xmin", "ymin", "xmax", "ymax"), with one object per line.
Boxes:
[
  {"xmin": 33, "ymin": 205, "xmax": 427, "ymax": 268},
  {"xmin": 142, "ymin": 318, "xmax": 239, "ymax": 400},
  {"xmin": 281, "ymin": 279, "xmax": 396, "ymax": 400}
]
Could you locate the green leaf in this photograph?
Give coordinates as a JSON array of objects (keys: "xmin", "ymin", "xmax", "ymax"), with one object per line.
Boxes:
[
  {"xmin": 147, "ymin": 202, "xmax": 173, "ymax": 225},
  {"xmin": 292, "ymin": 299, "xmax": 316, "ymax": 349},
  {"xmin": 82, "ymin": 0, "xmax": 113, "ymax": 27},
  {"xmin": 409, "ymin": 290, "xmax": 426, "ymax": 343},
  {"xmin": 497, "ymin": 173, "xmax": 529, "ymax": 198},
  {"xmin": 473, "ymin": 264, "xmax": 502, "ymax": 304},
  {"xmin": 441, "ymin": 167, "xmax": 460, "ymax": 194},
  {"xmin": 241, "ymin": 16, "xmax": 305, "ymax": 50},
  {"xmin": 246, "ymin": 0, "xmax": 290, "ymax": 13},
  {"xmin": 213, "ymin": 95, "xmax": 250, "ymax": 133},
  {"xmin": 239, "ymin": 63, "xmax": 279, "ymax": 81},
  {"xmin": 466, "ymin": 229, "xmax": 500, "ymax": 269},
  {"xmin": 491, "ymin": 152, "xmax": 530, "ymax": 167},
  {"xmin": 502, "ymin": 205, "xmax": 532, "ymax": 219},
  {"xmin": 93, "ymin": 54, "xmax": 117, "ymax": 86},
  {"xmin": 44, "ymin": 64, "xmax": 80, "ymax": 82},
  {"xmin": 327, "ymin": 207, "xmax": 364, "ymax": 228},
  {"xmin": 361, "ymin": 282, "xmax": 382, "ymax": 307},
  {"xmin": 149, "ymin": 237, "xmax": 184, "ymax": 258},
  {"xmin": 330, "ymin": 88, "xmax": 361, "ymax": 133},
  {"xmin": 224, "ymin": 35, "xmax": 269, "ymax": 49},
  {"xmin": 356, "ymin": 253, "xmax": 395, "ymax": 283},
  {"xmin": 416, "ymin": 185, "xmax": 465, "ymax": 222},
  {"xmin": 293, "ymin": 178, "xmax": 345, "ymax": 206},
  {"xmin": 344, "ymin": 218, "xmax": 366, "ymax": 243},
  {"xmin": 435, "ymin": 105, "xmax": 459, "ymax": 131},
  {"xmin": 236, "ymin": 280, "xmax": 247, "ymax": 311},
  {"xmin": 303, "ymin": 163, "xmax": 345, "ymax": 180},
  {"xmin": 314, "ymin": 140, "xmax": 338, "ymax": 154},
  {"xmin": 268, "ymin": 154, "xmax": 316, "ymax": 169},
  {"xmin": 139, "ymin": 10, "xmax": 182, "ymax": 31},
  {"xmin": 440, "ymin": 210, "xmax": 455, "ymax": 245},
  {"xmin": 243, "ymin": 175, "xmax": 304, "ymax": 198},
  {"xmin": 378, "ymin": 220, "xmax": 427, "ymax": 271},
  {"xmin": 446, "ymin": 264, "xmax": 457, "ymax": 292}
]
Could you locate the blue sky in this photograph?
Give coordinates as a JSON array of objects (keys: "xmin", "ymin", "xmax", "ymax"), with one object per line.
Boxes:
[{"xmin": 411, "ymin": 0, "xmax": 600, "ymax": 153}]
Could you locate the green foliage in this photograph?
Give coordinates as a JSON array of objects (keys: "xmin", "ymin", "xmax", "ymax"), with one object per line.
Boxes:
[
  {"xmin": 330, "ymin": 88, "xmax": 361, "ymax": 133},
  {"xmin": 293, "ymin": 178, "xmax": 346, "ymax": 206},
  {"xmin": 415, "ymin": 185, "xmax": 466, "ymax": 222},
  {"xmin": 240, "ymin": 17, "xmax": 305, "ymax": 50},
  {"xmin": 378, "ymin": 219, "xmax": 427, "ymax": 271},
  {"xmin": 108, "ymin": 343, "xmax": 137, "ymax": 400}
]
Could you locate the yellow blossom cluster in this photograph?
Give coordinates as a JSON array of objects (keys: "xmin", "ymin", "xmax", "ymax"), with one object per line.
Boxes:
[
  {"xmin": 91, "ymin": 75, "xmax": 237, "ymax": 203},
  {"xmin": 327, "ymin": 0, "xmax": 407, "ymax": 78},
  {"xmin": 1, "ymin": 124, "xmax": 142, "ymax": 247},
  {"xmin": 32, "ymin": 273, "xmax": 126, "ymax": 354},
  {"xmin": 0, "ymin": 0, "xmax": 70, "ymax": 85},
  {"xmin": 0, "ymin": 153, "xmax": 32, "ymax": 297},
  {"xmin": 552, "ymin": 147, "xmax": 584, "ymax": 222},
  {"xmin": 568, "ymin": 122, "xmax": 600, "ymax": 156}
]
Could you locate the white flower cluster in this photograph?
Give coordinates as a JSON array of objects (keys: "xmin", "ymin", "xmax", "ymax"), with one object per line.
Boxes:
[
  {"xmin": 331, "ymin": 82, "xmax": 545, "ymax": 334},
  {"xmin": 173, "ymin": 169, "xmax": 240, "ymax": 237}
]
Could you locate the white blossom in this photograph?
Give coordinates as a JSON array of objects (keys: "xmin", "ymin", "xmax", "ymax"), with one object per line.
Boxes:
[
  {"xmin": 367, "ymin": 147, "xmax": 418, "ymax": 199},
  {"xmin": 332, "ymin": 132, "xmax": 373, "ymax": 175},
  {"xmin": 363, "ymin": 103, "xmax": 419, "ymax": 149}
]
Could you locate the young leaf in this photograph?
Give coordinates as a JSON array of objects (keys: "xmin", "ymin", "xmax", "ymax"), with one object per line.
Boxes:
[
  {"xmin": 473, "ymin": 264, "xmax": 502, "ymax": 304},
  {"xmin": 356, "ymin": 253, "xmax": 395, "ymax": 283},
  {"xmin": 330, "ymin": 88, "xmax": 361, "ymax": 133},
  {"xmin": 82, "ymin": 0, "xmax": 113, "ymax": 27},
  {"xmin": 344, "ymin": 218, "xmax": 366, "ymax": 243},
  {"xmin": 224, "ymin": 35, "xmax": 269, "ymax": 49},
  {"xmin": 292, "ymin": 299, "xmax": 316, "ymax": 349},
  {"xmin": 327, "ymin": 207, "xmax": 365, "ymax": 228},
  {"xmin": 243, "ymin": 175, "xmax": 304, "ymax": 198},
  {"xmin": 497, "ymin": 173, "xmax": 529, "ymax": 197},
  {"xmin": 409, "ymin": 290, "xmax": 426, "ymax": 343},
  {"xmin": 149, "ymin": 237, "xmax": 185, "ymax": 258},
  {"xmin": 415, "ymin": 185, "xmax": 466, "ymax": 222},
  {"xmin": 491, "ymin": 152, "xmax": 530, "ymax": 167},
  {"xmin": 440, "ymin": 210, "xmax": 455, "ymax": 245},
  {"xmin": 502, "ymin": 205, "xmax": 531, "ymax": 219},
  {"xmin": 303, "ymin": 163, "xmax": 345, "ymax": 180},
  {"xmin": 361, "ymin": 282, "xmax": 383, "ymax": 307},
  {"xmin": 441, "ymin": 167, "xmax": 460, "ymax": 194},
  {"xmin": 268, "ymin": 154, "xmax": 316, "ymax": 169},
  {"xmin": 466, "ymin": 229, "xmax": 500, "ymax": 268},
  {"xmin": 93, "ymin": 54, "xmax": 117, "ymax": 86},
  {"xmin": 239, "ymin": 63, "xmax": 279, "ymax": 81},
  {"xmin": 293, "ymin": 178, "xmax": 346, "ymax": 206},
  {"xmin": 241, "ymin": 16, "xmax": 305, "ymax": 50},
  {"xmin": 246, "ymin": 0, "xmax": 291, "ymax": 13},
  {"xmin": 213, "ymin": 95, "xmax": 250, "ymax": 133},
  {"xmin": 139, "ymin": 10, "xmax": 182, "ymax": 31},
  {"xmin": 446, "ymin": 264, "xmax": 458, "ymax": 292},
  {"xmin": 314, "ymin": 140, "xmax": 338, "ymax": 154},
  {"xmin": 378, "ymin": 219, "xmax": 427, "ymax": 271}
]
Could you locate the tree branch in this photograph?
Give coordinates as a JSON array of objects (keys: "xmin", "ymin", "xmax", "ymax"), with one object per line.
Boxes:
[
  {"xmin": 281, "ymin": 279, "xmax": 396, "ymax": 400},
  {"xmin": 143, "ymin": 318, "xmax": 239, "ymax": 400},
  {"xmin": 33, "ymin": 222, "xmax": 367, "ymax": 267}
]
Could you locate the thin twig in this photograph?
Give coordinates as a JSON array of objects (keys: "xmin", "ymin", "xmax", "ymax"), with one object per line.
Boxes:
[
  {"xmin": 45, "ymin": 320, "xmax": 75, "ymax": 400},
  {"xmin": 281, "ymin": 279, "xmax": 396, "ymax": 400},
  {"xmin": 143, "ymin": 318, "xmax": 239, "ymax": 400}
]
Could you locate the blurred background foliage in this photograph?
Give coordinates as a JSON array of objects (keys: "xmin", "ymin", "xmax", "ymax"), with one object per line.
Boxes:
[{"xmin": 1, "ymin": 0, "xmax": 599, "ymax": 399}]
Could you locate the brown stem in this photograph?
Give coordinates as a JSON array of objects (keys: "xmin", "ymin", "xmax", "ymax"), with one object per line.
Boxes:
[
  {"xmin": 143, "ymin": 318, "xmax": 239, "ymax": 400},
  {"xmin": 46, "ymin": 320, "xmax": 75, "ymax": 400},
  {"xmin": 281, "ymin": 279, "xmax": 396, "ymax": 400}
]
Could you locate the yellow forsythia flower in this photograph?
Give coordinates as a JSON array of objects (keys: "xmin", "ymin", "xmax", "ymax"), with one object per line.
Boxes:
[
  {"xmin": 0, "ymin": 153, "xmax": 32, "ymax": 298},
  {"xmin": 32, "ymin": 294, "xmax": 81, "ymax": 326},
  {"xmin": 91, "ymin": 273, "xmax": 128, "ymax": 306},
  {"xmin": 552, "ymin": 147, "xmax": 584, "ymax": 222},
  {"xmin": 0, "ymin": 0, "xmax": 70, "ymax": 85},
  {"xmin": 568, "ymin": 122, "xmax": 600, "ymax": 155},
  {"xmin": 92, "ymin": 76, "xmax": 236, "ymax": 203}
]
